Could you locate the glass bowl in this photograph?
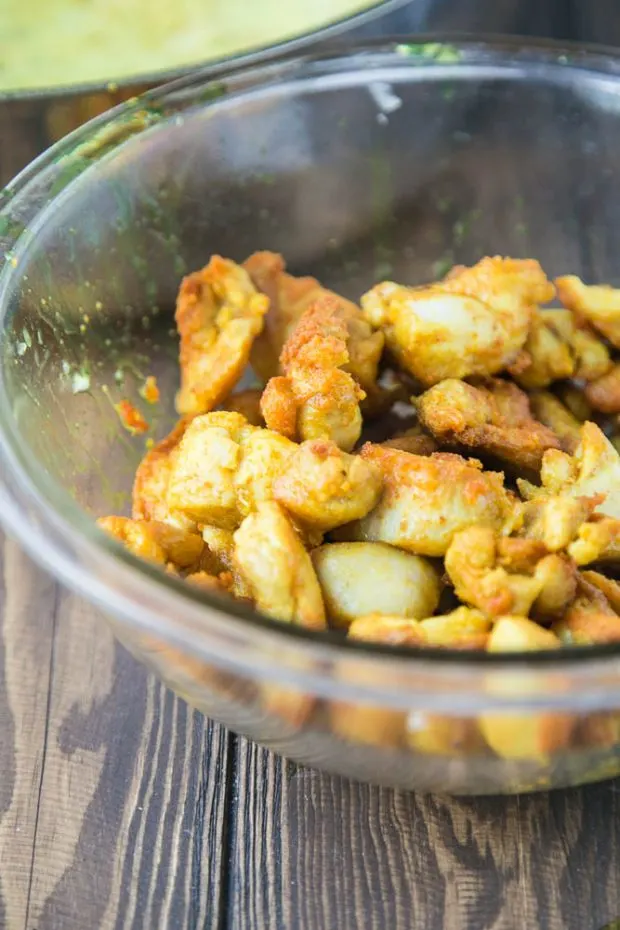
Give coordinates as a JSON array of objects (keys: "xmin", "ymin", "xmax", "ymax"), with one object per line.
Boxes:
[{"xmin": 3, "ymin": 37, "xmax": 620, "ymax": 795}]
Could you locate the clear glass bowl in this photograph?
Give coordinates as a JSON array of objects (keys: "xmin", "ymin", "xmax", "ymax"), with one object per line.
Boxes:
[{"xmin": 3, "ymin": 37, "xmax": 620, "ymax": 794}]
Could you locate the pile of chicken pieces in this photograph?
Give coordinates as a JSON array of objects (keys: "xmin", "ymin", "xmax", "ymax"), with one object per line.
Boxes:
[{"xmin": 99, "ymin": 251, "xmax": 620, "ymax": 654}]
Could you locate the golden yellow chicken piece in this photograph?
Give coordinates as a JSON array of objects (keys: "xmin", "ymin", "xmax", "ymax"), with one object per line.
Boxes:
[
  {"xmin": 487, "ymin": 615, "xmax": 561, "ymax": 651},
  {"xmin": 418, "ymin": 607, "xmax": 491, "ymax": 650},
  {"xmin": 220, "ymin": 388, "xmax": 265, "ymax": 426},
  {"xmin": 347, "ymin": 607, "xmax": 491, "ymax": 650},
  {"xmin": 556, "ymin": 274, "xmax": 620, "ymax": 348},
  {"xmin": 416, "ymin": 378, "xmax": 561, "ymax": 472},
  {"xmin": 581, "ymin": 570, "xmax": 620, "ymax": 614},
  {"xmin": 445, "ymin": 527, "xmax": 577, "ymax": 619},
  {"xmin": 312, "ymin": 542, "xmax": 440, "ymax": 628},
  {"xmin": 233, "ymin": 502, "xmax": 326, "ymax": 629},
  {"xmin": 361, "ymin": 256, "xmax": 553, "ymax": 386},
  {"xmin": 132, "ymin": 417, "xmax": 195, "ymax": 530},
  {"xmin": 518, "ymin": 422, "xmax": 620, "ymax": 520},
  {"xmin": 273, "ymin": 440, "xmax": 382, "ymax": 533},
  {"xmin": 245, "ymin": 250, "xmax": 385, "ymax": 399},
  {"xmin": 379, "ymin": 426, "xmax": 438, "ymax": 456},
  {"xmin": 340, "ymin": 445, "xmax": 514, "ymax": 557},
  {"xmin": 245, "ymin": 250, "xmax": 326, "ymax": 382},
  {"xmin": 98, "ymin": 516, "xmax": 204, "ymax": 569},
  {"xmin": 519, "ymin": 494, "xmax": 620, "ymax": 567},
  {"xmin": 512, "ymin": 308, "xmax": 611, "ymax": 390},
  {"xmin": 479, "ymin": 617, "xmax": 572, "ymax": 760},
  {"xmin": 201, "ymin": 525, "xmax": 252, "ymax": 599},
  {"xmin": 165, "ymin": 411, "xmax": 296, "ymax": 529},
  {"xmin": 556, "ymin": 383, "xmax": 594, "ymax": 423},
  {"xmin": 347, "ymin": 614, "xmax": 427, "ymax": 646},
  {"xmin": 584, "ymin": 362, "xmax": 620, "ymax": 414},
  {"xmin": 175, "ymin": 256, "xmax": 269, "ymax": 415},
  {"xmin": 261, "ymin": 296, "xmax": 365, "ymax": 451},
  {"xmin": 528, "ymin": 392, "xmax": 582, "ymax": 453},
  {"xmin": 185, "ymin": 571, "xmax": 233, "ymax": 596},
  {"xmin": 553, "ymin": 574, "xmax": 620, "ymax": 644}
]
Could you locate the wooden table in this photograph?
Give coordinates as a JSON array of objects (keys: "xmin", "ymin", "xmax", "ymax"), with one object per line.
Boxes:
[{"xmin": 0, "ymin": 536, "xmax": 619, "ymax": 930}]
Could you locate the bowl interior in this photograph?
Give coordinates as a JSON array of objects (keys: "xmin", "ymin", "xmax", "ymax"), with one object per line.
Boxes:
[{"xmin": 1, "ymin": 40, "xmax": 620, "ymax": 560}]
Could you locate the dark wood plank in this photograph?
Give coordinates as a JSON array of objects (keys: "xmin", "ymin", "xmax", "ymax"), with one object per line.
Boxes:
[
  {"xmin": 228, "ymin": 743, "xmax": 620, "ymax": 930},
  {"xmin": 0, "ymin": 535, "xmax": 232, "ymax": 930}
]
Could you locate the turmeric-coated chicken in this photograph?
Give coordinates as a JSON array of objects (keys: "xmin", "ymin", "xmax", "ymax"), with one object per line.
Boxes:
[
  {"xmin": 165, "ymin": 411, "xmax": 296, "ymax": 529},
  {"xmin": 553, "ymin": 574, "xmax": 620, "ymax": 644},
  {"xmin": 261, "ymin": 296, "xmax": 365, "ymax": 451},
  {"xmin": 175, "ymin": 256, "xmax": 269, "ymax": 415},
  {"xmin": 339, "ymin": 445, "xmax": 515, "ymax": 557},
  {"xmin": 361, "ymin": 256, "xmax": 553, "ymax": 386},
  {"xmin": 512, "ymin": 308, "xmax": 611, "ymax": 390},
  {"xmin": 98, "ymin": 516, "xmax": 204, "ymax": 570},
  {"xmin": 584, "ymin": 362, "xmax": 620, "ymax": 414},
  {"xmin": 245, "ymin": 251, "xmax": 385, "ymax": 399},
  {"xmin": 348, "ymin": 607, "xmax": 491, "ymax": 650},
  {"xmin": 518, "ymin": 422, "xmax": 620, "ymax": 520},
  {"xmin": 273, "ymin": 439, "xmax": 383, "ymax": 532},
  {"xmin": 445, "ymin": 526, "xmax": 576, "ymax": 619},
  {"xmin": 233, "ymin": 502, "xmax": 326, "ymax": 629},
  {"xmin": 416, "ymin": 378, "xmax": 561, "ymax": 472},
  {"xmin": 518, "ymin": 494, "xmax": 620, "ymax": 566},
  {"xmin": 528, "ymin": 392, "xmax": 582, "ymax": 454},
  {"xmin": 556, "ymin": 274, "xmax": 620, "ymax": 348},
  {"xmin": 132, "ymin": 417, "xmax": 194, "ymax": 529}
]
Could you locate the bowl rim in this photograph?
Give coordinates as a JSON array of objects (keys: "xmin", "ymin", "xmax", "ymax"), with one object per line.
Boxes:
[
  {"xmin": 0, "ymin": 0, "xmax": 411, "ymax": 100},
  {"xmin": 4, "ymin": 34, "xmax": 620, "ymax": 710}
]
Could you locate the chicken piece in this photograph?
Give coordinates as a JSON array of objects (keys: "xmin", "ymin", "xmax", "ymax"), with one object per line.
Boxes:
[
  {"xmin": 479, "ymin": 617, "xmax": 573, "ymax": 760},
  {"xmin": 98, "ymin": 516, "xmax": 204, "ymax": 569},
  {"xmin": 185, "ymin": 571, "xmax": 232, "ymax": 595},
  {"xmin": 166, "ymin": 411, "xmax": 296, "ymax": 530},
  {"xmin": 339, "ymin": 445, "xmax": 514, "ymax": 557},
  {"xmin": 235, "ymin": 428, "xmax": 298, "ymax": 517},
  {"xmin": 361, "ymin": 256, "xmax": 553, "ymax": 386},
  {"xmin": 273, "ymin": 440, "xmax": 382, "ymax": 533},
  {"xmin": 380, "ymin": 427, "xmax": 438, "ymax": 456},
  {"xmin": 132, "ymin": 417, "xmax": 194, "ymax": 530},
  {"xmin": 347, "ymin": 613, "xmax": 428, "ymax": 646},
  {"xmin": 261, "ymin": 297, "xmax": 365, "ymax": 451},
  {"xmin": 581, "ymin": 570, "xmax": 620, "ymax": 614},
  {"xmin": 528, "ymin": 392, "xmax": 582, "ymax": 454},
  {"xmin": 175, "ymin": 256, "xmax": 269, "ymax": 415},
  {"xmin": 233, "ymin": 502, "xmax": 326, "ymax": 629},
  {"xmin": 312, "ymin": 543, "xmax": 440, "ymax": 628},
  {"xmin": 584, "ymin": 362, "xmax": 620, "ymax": 414},
  {"xmin": 245, "ymin": 250, "xmax": 385, "ymax": 398},
  {"xmin": 487, "ymin": 615, "xmax": 560, "ymax": 652},
  {"xmin": 444, "ymin": 527, "xmax": 577, "ymax": 619},
  {"xmin": 519, "ymin": 493, "xmax": 620, "ymax": 566},
  {"xmin": 416, "ymin": 378, "xmax": 560, "ymax": 472},
  {"xmin": 556, "ymin": 383, "xmax": 594, "ymax": 423},
  {"xmin": 245, "ymin": 251, "xmax": 325, "ymax": 382},
  {"xmin": 553, "ymin": 574, "xmax": 620, "ymax": 644},
  {"xmin": 419, "ymin": 607, "xmax": 491, "ymax": 650},
  {"xmin": 518, "ymin": 422, "xmax": 620, "ymax": 520},
  {"xmin": 201, "ymin": 525, "xmax": 252, "ymax": 599},
  {"xmin": 512, "ymin": 308, "xmax": 611, "ymax": 390},
  {"xmin": 220, "ymin": 388, "xmax": 265, "ymax": 426},
  {"xmin": 556, "ymin": 274, "xmax": 620, "ymax": 348},
  {"xmin": 406, "ymin": 712, "xmax": 485, "ymax": 757}
]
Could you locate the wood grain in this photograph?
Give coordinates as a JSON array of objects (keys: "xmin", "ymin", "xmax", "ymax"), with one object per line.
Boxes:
[
  {"xmin": 227, "ymin": 743, "xmax": 620, "ymax": 930},
  {"xmin": 0, "ymin": 533, "xmax": 232, "ymax": 930}
]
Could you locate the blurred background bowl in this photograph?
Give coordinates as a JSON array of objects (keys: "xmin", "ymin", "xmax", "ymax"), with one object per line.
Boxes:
[
  {"xmin": 3, "ymin": 38, "xmax": 620, "ymax": 794},
  {"xmin": 0, "ymin": 0, "xmax": 573, "ymax": 186}
]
